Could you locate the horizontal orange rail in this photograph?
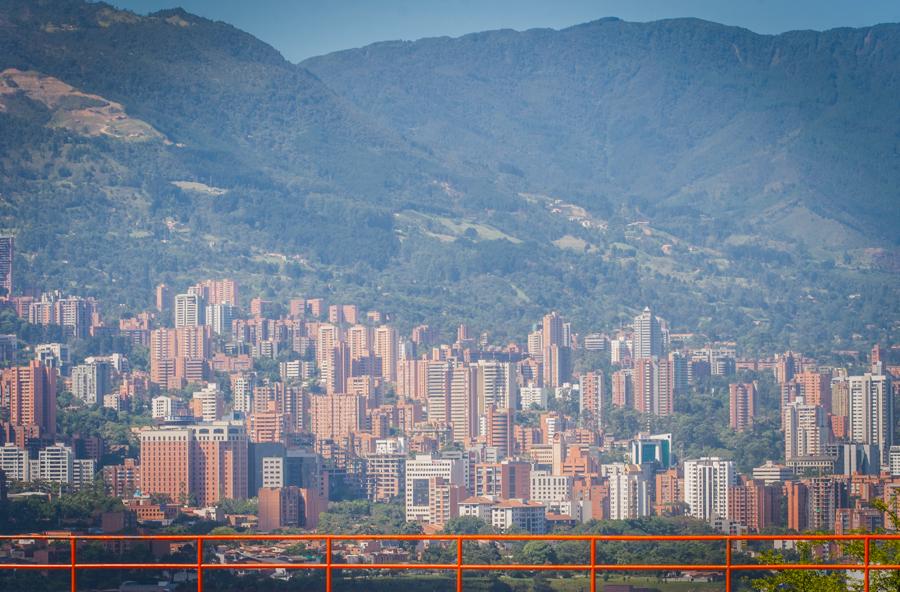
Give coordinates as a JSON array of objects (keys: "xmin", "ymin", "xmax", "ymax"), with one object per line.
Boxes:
[{"xmin": 0, "ymin": 533, "xmax": 898, "ymax": 592}]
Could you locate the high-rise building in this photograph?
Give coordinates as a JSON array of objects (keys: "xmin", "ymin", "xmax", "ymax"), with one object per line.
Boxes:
[
  {"xmin": 542, "ymin": 345, "xmax": 571, "ymax": 389},
  {"xmin": 774, "ymin": 352, "xmax": 797, "ymax": 384},
  {"xmin": 683, "ymin": 457, "xmax": 735, "ymax": 522},
  {"xmin": 632, "ymin": 307, "xmax": 662, "ymax": 359},
  {"xmin": 579, "ymin": 371, "xmax": 604, "ymax": 431},
  {"xmin": 426, "ymin": 361, "xmax": 451, "ymax": 424},
  {"xmin": 542, "ymin": 312, "xmax": 564, "ymax": 349},
  {"xmin": 0, "ymin": 443, "xmax": 29, "ymax": 481},
  {"xmin": 191, "ymin": 279, "xmax": 238, "ymax": 306},
  {"xmin": 205, "ymin": 303, "xmax": 234, "ymax": 337},
  {"xmin": 71, "ymin": 361, "xmax": 111, "ymax": 406},
  {"xmin": 366, "ymin": 454, "xmax": 406, "ymax": 502},
  {"xmin": 669, "ymin": 352, "xmax": 690, "ymax": 396},
  {"xmin": 0, "ymin": 236, "xmax": 13, "ymax": 298},
  {"xmin": 156, "ymin": 284, "xmax": 173, "ymax": 313},
  {"xmin": 231, "ymin": 373, "xmax": 255, "ymax": 415},
  {"xmin": 405, "ymin": 454, "xmax": 464, "ymax": 522},
  {"xmin": 347, "ymin": 324, "xmax": 372, "ymax": 369},
  {"xmin": 449, "ymin": 366, "xmax": 477, "ymax": 443},
  {"xmin": 541, "ymin": 312, "xmax": 570, "ymax": 387},
  {"xmin": 796, "ymin": 371, "xmax": 832, "ymax": 414},
  {"xmin": 633, "ymin": 357, "xmax": 674, "ymax": 416},
  {"xmin": 322, "ymin": 343, "xmax": 351, "ymax": 395},
  {"xmin": 603, "ymin": 463, "xmax": 653, "ymax": 520},
  {"xmin": 889, "ymin": 446, "xmax": 900, "ymax": 477},
  {"xmin": 257, "ymin": 485, "xmax": 326, "ymax": 531},
  {"xmin": 484, "ymin": 406, "xmax": 514, "ymax": 459},
  {"xmin": 374, "ymin": 325, "xmax": 399, "ymax": 383},
  {"xmin": 848, "ymin": 373, "xmax": 893, "ymax": 466},
  {"xmin": 191, "ymin": 383, "xmax": 223, "ymax": 423},
  {"xmin": 527, "ymin": 329, "xmax": 543, "ymax": 362},
  {"xmin": 784, "ymin": 400, "xmax": 828, "ymax": 461},
  {"xmin": 612, "ymin": 369, "xmax": 633, "ymax": 408},
  {"xmin": 139, "ymin": 421, "xmax": 248, "ymax": 506},
  {"xmin": 728, "ymin": 383, "xmax": 756, "ymax": 431},
  {"xmin": 1, "ymin": 360, "xmax": 57, "ymax": 445},
  {"xmin": 477, "ymin": 360, "xmax": 516, "ymax": 414},
  {"xmin": 308, "ymin": 393, "xmax": 364, "ymax": 442},
  {"xmin": 727, "ymin": 477, "xmax": 780, "ymax": 533},
  {"xmin": 174, "ymin": 293, "xmax": 202, "ymax": 328}
]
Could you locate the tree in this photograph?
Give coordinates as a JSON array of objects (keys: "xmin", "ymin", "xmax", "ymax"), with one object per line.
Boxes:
[
  {"xmin": 442, "ymin": 516, "xmax": 493, "ymax": 535},
  {"xmin": 515, "ymin": 541, "xmax": 557, "ymax": 566},
  {"xmin": 753, "ymin": 498, "xmax": 900, "ymax": 591}
]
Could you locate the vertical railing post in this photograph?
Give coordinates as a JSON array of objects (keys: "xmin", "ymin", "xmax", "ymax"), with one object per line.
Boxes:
[
  {"xmin": 725, "ymin": 536, "xmax": 732, "ymax": 591},
  {"xmin": 864, "ymin": 536, "xmax": 870, "ymax": 592},
  {"xmin": 326, "ymin": 537, "xmax": 333, "ymax": 592},
  {"xmin": 196, "ymin": 536, "xmax": 203, "ymax": 592},
  {"xmin": 456, "ymin": 536, "xmax": 463, "ymax": 592},
  {"xmin": 589, "ymin": 537, "xmax": 597, "ymax": 592},
  {"xmin": 70, "ymin": 537, "xmax": 77, "ymax": 592}
]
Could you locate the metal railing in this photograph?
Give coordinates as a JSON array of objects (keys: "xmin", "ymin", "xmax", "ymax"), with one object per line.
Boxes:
[{"xmin": 1, "ymin": 533, "xmax": 899, "ymax": 591}]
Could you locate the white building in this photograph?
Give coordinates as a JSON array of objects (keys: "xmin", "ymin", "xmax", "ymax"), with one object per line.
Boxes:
[
  {"xmin": 683, "ymin": 457, "xmax": 735, "ymax": 522},
  {"xmin": 632, "ymin": 307, "xmax": 662, "ymax": 360},
  {"xmin": 152, "ymin": 395, "xmax": 185, "ymax": 420},
  {"xmin": 192, "ymin": 382, "xmax": 223, "ymax": 422},
  {"xmin": 889, "ymin": 446, "xmax": 900, "ymax": 477},
  {"xmin": 0, "ymin": 443, "xmax": 30, "ymax": 481},
  {"xmin": 205, "ymin": 303, "xmax": 234, "ymax": 336},
  {"xmin": 602, "ymin": 463, "xmax": 653, "ymax": 520},
  {"xmin": 491, "ymin": 500, "xmax": 547, "ymax": 534},
  {"xmin": 477, "ymin": 360, "xmax": 516, "ymax": 412},
  {"xmin": 784, "ymin": 399, "xmax": 828, "ymax": 460},
  {"xmin": 459, "ymin": 496, "xmax": 498, "ymax": 521},
  {"xmin": 71, "ymin": 360, "xmax": 111, "ymax": 405},
  {"xmin": 405, "ymin": 454, "xmax": 464, "ymax": 522},
  {"xmin": 849, "ymin": 373, "xmax": 892, "ymax": 466},
  {"xmin": 174, "ymin": 292, "xmax": 202, "ymax": 328},
  {"xmin": 519, "ymin": 385, "xmax": 547, "ymax": 409},
  {"xmin": 34, "ymin": 342, "xmax": 71, "ymax": 373},
  {"xmin": 529, "ymin": 470, "xmax": 572, "ymax": 504}
]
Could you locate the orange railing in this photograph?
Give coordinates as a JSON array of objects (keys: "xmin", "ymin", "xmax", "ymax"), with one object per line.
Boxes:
[{"xmin": 1, "ymin": 533, "xmax": 899, "ymax": 591}]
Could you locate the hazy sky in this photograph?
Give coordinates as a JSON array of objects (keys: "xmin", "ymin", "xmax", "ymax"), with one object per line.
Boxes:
[{"xmin": 107, "ymin": 0, "xmax": 900, "ymax": 62}]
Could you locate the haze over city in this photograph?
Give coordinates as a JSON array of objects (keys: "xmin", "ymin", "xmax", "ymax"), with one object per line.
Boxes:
[{"xmin": 0, "ymin": 1, "xmax": 899, "ymax": 591}]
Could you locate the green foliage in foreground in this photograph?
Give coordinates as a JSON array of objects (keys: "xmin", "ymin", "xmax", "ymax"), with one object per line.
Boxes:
[{"xmin": 753, "ymin": 499, "xmax": 900, "ymax": 592}]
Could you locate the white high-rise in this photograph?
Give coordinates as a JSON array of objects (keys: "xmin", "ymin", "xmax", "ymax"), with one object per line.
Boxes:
[
  {"xmin": 206, "ymin": 303, "xmax": 234, "ymax": 336},
  {"xmin": 602, "ymin": 463, "xmax": 653, "ymax": 520},
  {"xmin": 632, "ymin": 307, "xmax": 662, "ymax": 359},
  {"xmin": 71, "ymin": 360, "xmax": 110, "ymax": 405},
  {"xmin": 683, "ymin": 457, "xmax": 735, "ymax": 522},
  {"xmin": 784, "ymin": 400, "xmax": 828, "ymax": 461},
  {"xmin": 193, "ymin": 382, "xmax": 223, "ymax": 422},
  {"xmin": 477, "ymin": 360, "xmax": 516, "ymax": 413},
  {"xmin": 849, "ymin": 373, "xmax": 892, "ymax": 466},
  {"xmin": 174, "ymin": 292, "xmax": 202, "ymax": 327}
]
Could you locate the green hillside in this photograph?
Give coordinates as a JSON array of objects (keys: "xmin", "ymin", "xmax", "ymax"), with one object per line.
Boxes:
[{"xmin": 0, "ymin": 0, "xmax": 896, "ymax": 351}]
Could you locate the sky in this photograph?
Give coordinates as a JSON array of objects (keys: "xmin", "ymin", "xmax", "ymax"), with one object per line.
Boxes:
[{"xmin": 106, "ymin": 0, "xmax": 900, "ymax": 62}]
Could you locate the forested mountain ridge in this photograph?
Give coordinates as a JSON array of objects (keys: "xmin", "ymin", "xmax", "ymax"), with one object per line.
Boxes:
[
  {"xmin": 0, "ymin": 0, "xmax": 897, "ymax": 351},
  {"xmin": 303, "ymin": 17, "xmax": 900, "ymax": 250}
]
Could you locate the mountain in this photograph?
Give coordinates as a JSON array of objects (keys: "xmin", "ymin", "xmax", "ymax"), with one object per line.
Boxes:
[
  {"xmin": 303, "ymin": 17, "xmax": 900, "ymax": 250},
  {"xmin": 0, "ymin": 0, "xmax": 897, "ymax": 350}
]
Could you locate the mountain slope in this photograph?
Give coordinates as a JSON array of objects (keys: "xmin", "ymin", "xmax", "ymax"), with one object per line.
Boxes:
[
  {"xmin": 0, "ymin": 1, "xmax": 896, "ymax": 350},
  {"xmin": 303, "ymin": 18, "xmax": 900, "ymax": 249}
]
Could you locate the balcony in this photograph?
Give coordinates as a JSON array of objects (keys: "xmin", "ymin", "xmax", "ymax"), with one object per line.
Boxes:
[{"xmin": 0, "ymin": 533, "xmax": 898, "ymax": 591}]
